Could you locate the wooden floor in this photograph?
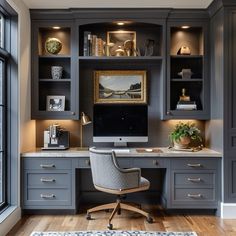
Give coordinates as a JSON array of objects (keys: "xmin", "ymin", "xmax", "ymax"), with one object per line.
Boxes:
[{"xmin": 7, "ymin": 205, "xmax": 236, "ymax": 236}]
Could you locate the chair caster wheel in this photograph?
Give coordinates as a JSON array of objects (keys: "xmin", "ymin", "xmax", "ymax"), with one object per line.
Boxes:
[
  {"xmin": 146, "ymin": 216, "xmax": 153, "ymax": 223},
  {"xmin": 86, "ymin": 213, "xmax": 91, "ymax": 220},
  {"xmin": 107, "ymin": 223, "xmax": 113, "ymax": 230}
]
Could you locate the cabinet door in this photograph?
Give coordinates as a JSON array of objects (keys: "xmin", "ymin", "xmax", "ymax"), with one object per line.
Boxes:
[
  {"xmin": 162, "ymin": 20, "xmax": 209, "ymax": 120},
  {"xmin": 31, "ymin": 20, "xmax": 79, "ymax": 119}
]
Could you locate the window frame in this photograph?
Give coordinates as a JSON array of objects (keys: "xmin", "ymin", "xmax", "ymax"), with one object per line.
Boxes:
[{"xmin": 0, "ymin": 9, "xmax": 11, "ymax": 212}]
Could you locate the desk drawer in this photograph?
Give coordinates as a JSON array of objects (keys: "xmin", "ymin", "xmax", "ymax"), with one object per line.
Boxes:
[
  {"xmin": 25, "ymin": 188, "xmax": 71, "ymax": 206},
  {"xmin": 174, "ymin": 188, "xmax": 214, "ymax": 201},
  {"xmin": 133, "ymin": 158, "xmax": 165, "ymax": 168},
  {"xmin": 171, "ymin": 159, "xmax": 217, "ymax": 170},
  {"xmin": 174, "ymin": 173, "xmax": 214, "ymax": 186},
  {"xmin": 27, "ymin": 173, "xmax": 70, "ymax": 188},
  {"xmin": 24, "ymin": 158, "xmax": 72, "ymax": 170}
]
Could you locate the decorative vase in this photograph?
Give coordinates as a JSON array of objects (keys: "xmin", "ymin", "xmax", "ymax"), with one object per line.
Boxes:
[
  {"xmin": 51, "ymin": 66, "xmax": 63, "ymax": 80},
  {"xmin": 173, "ymin": 136, "xmax": 191, "ymax": 149}
]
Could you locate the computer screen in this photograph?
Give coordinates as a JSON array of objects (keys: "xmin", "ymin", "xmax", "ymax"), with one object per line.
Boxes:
[{"xmin": 93, "ymin": 104, "xmax": 148, "ymax": 144}]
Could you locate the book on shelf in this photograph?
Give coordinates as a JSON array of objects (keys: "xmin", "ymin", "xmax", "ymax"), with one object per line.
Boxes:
[
  {"xmin": 83, "ymin": 31, "xmax": 91, "ymax": 56},
  {"xmin": 176, "ymin": 100, "xmax": 197, "ymax": 110}
]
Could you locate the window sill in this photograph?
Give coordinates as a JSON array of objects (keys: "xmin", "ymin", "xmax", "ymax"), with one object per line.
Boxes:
[{"xmin": 0, "ymin": 205, "xmax": 18, "ymax": 224}]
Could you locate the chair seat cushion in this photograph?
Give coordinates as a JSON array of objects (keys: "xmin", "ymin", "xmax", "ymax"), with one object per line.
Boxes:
[{"xmin": 140, "ymin": 177, "xmax": 150, "ymax": 188}]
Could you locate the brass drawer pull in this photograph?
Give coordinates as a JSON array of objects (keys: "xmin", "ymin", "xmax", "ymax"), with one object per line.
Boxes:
[
  {"xmin": 187, "ymin": 178, "xmax": 201, "ymax": 182},
  {"xmin": 187, "ymin": 163, "xmax": 202, "ymax": 167},
  {"xmin": 40, "ymin": 178, "xmax": 55, "ymax": 183},
  {"xmin": 40, "ymin": 193, "xmax": 55, "ymax": 199},
  {"xmin": 40, "ymin": 164, "xmax": 55, "ymax": 169},
  {"xmin": 187, "ymin": 193, "xmax": 202, "ymax": 198}
]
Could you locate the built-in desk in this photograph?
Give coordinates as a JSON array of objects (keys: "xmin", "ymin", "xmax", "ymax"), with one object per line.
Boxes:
[{"xmin": 21, "ymin": 148, "xmax": 221, "ymax": 214}]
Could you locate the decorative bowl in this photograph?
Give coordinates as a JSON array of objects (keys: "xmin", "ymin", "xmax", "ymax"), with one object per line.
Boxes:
[{"xmin": 45, "ymin": 37, "xmax": 62, "ymax": 54}]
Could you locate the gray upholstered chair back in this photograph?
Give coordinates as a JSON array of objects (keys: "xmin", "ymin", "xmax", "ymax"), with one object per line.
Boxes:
[{"xmin": 89, "ymin": 147, "xmax": 141, "ymax": 191}]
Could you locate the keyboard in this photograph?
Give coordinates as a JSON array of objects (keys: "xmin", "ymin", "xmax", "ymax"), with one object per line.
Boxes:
[{"xmin": 112, "ymin": 148, "xmax": 131, "ymax": 154}]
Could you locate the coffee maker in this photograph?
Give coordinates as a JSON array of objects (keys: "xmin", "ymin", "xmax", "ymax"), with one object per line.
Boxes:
[{"xmin": 42, "ymin": 124, "xmax": 70, "ymax": 150}]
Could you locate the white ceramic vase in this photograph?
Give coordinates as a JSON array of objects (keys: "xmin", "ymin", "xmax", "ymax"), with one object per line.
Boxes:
[{"xmin": 51, "ymin": 66, "xmax": 63, "ymax": 79}]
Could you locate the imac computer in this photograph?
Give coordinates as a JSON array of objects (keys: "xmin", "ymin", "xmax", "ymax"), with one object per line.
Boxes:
[{"xmin": 93, "ymin": 104, "xmax": 148, "ymax": 148}]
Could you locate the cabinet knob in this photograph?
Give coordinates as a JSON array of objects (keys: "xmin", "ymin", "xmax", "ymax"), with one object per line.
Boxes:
[
  {"xmin": 167, "ymin": 111, "xmax": 172, "ymax": 115},
  {"xmin": 71, "ymin": 111, "xmax": 75, "ymax": 115}
]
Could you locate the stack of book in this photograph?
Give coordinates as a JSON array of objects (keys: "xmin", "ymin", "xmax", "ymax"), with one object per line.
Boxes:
[
  {"xmin": 176, "ymin": 101, "xmax": 197, "ymax": 110},
  {"xmin": 83, "ymin": 31, "xmax": 104, "ymax": 56}
]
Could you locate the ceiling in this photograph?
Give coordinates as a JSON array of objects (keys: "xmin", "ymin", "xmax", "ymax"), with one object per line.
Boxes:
[{"xmin": 21, "ymin": 0, "xmax": 214, "ymax": 9}]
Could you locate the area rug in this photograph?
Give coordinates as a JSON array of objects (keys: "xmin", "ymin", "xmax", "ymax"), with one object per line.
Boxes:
[{"xmin": 30, "ymin": 231, "xmax": 197, "ymax": 236}]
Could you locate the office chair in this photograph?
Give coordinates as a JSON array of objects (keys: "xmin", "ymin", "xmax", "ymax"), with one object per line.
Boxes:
[{"xmin": 87, "ymin": 147, "xmax": 153, "ymax": 230}]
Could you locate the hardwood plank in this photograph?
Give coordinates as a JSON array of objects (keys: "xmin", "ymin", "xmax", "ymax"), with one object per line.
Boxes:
[{"xmin": 7, "ymin": 205, "xmax": 236, "ymax": 236}]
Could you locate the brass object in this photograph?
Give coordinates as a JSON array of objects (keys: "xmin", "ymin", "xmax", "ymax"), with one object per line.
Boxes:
[
  {"xmin": 179, "ymin": 88, "xmax": 190, "ymax": 101},
  {"xmin": 177, "ymin": 46, "xmax": 191, "ymax": 55},
  {"xmin": 80, "ymin": 112, "xmax": 92, "ymax": 148}
]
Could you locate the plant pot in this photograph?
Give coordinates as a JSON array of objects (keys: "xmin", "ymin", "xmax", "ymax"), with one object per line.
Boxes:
[{"xmin": 173, "ymin": 136, "xmax": 191, "ymax": 149}]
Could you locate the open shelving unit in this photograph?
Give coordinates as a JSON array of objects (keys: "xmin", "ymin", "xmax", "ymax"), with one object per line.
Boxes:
[
  {"xmin": 163, "ymin": 22, "xmax": 209, "ymax": 120},
  {"xmin": 31, "ymin": 21, "xmax": 79, "ymax": 119}
]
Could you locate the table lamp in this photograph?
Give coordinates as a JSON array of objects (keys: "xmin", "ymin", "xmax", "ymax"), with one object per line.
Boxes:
[{"xmin": 80, "ymin": 112, "xmax": 92, "ymax": 148}]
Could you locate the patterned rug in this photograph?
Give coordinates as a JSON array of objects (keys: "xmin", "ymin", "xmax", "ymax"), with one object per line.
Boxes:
[{"xmin": 30, "ymin": 231, "xmax": 197, "ymax": 236}]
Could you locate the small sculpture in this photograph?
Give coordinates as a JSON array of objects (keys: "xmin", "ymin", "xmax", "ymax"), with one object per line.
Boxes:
[
  {"xmin": 179, "ymin": 88, "xmax": 190, "ymax": 101},
  {"xmin": 124, "ymin": 40, "xmax": 134, "ymax": 56},
  {"xmin": 144, "ymin": 39, "xmax": 155, "ymax": 56},
  {"xmin": 177, "ymin": 46, "xmax": 191, "ymax": 55},
  {"xmin": 178, "ymin": 69, "xmax": 193, "ymax": 79},
  {"xmin": 115, "ymin": 46, "xmax": 125, "ymax": 57}
]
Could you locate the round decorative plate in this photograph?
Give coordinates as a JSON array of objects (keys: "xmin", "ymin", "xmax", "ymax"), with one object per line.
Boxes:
[{"xmin": 45, "ymin": 37, "xmax": 62, "ymax": 54}]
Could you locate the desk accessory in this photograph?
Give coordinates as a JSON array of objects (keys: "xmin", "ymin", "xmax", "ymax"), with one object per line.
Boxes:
[
  {"xmin": 42, "ymin": 124, "xmax": 69, "ymax": 150},
  {"xmin": 136, "ymin": 148, "xmax": 163, "ymax": 153},
  {"xmin": 80, "ymin": 112, "xmax": 92, "ymax": 148}
]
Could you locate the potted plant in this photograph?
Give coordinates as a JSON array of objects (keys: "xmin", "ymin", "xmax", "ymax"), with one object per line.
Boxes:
[{"xmin": 169, "ymin": 122, "xmax": 202, "ymax": 149}]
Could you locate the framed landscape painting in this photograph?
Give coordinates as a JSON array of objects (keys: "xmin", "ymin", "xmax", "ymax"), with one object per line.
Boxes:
[{"xmin": 94, "ymin": 70, "xmax": 147, "ymax": 104}]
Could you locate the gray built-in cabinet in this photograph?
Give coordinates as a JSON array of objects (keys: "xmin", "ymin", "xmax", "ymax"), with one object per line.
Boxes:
[
  {"xmin": 30, "ymin": 9, "xmax": 210, "ymax": 120},
  {"xmin": 22, "ymin": 156, "xmax": 221, "ymax": 212}
]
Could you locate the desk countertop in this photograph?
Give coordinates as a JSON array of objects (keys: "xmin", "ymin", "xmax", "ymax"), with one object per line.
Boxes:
[{"xmin": 21, "ymin": 147, "xmax": 222, "ymax": 158}]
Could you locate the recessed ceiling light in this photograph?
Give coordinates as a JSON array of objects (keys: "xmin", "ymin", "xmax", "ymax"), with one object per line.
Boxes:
[
  {"xmin": 117, "ymin": 22, "xmax": 125, "ymax": 26},
  {"xmin": 52, "ymin": 26, "xmax": 61, "ymax": 29},
  {"xmin": 181, "ymin": 26, "xmax": 190, "ymax": 29}
]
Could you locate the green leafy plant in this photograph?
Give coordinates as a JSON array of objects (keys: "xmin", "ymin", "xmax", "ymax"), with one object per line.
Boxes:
[{"xmin": 169, "ymin": 122, "xmax": 202, "ymax": 142}]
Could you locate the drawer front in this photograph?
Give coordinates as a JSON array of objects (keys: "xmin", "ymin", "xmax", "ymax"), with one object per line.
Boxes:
[
  {"xmin": 171, "ymin": 159, "xmax": 218, "ymax": 170},
  {"xmin": 24, "ymin": 158, "xmax": 72, "ymax": 170},
  {"xmin": 174, "ymin": 188, "xmax": 215, "ymax": 201},
  {"xmin": 27, "ymin": 172, "xmax": 70, "ymax": 188},
  {"xmin": 117, "ymin": 158, "xmax": 132, "ymax": 168},
  {"xmin": 174, "ymin": 173, "xmax": 214, "ymax": 186},
  {"xmin": 133, "ymin": 158, "xmax": 165, "ymax": 168},
  {"xmin": 25, "ymin": 188, "xmax": 71, "ymax": 206},
  {"xmin": 78, "ymin": 158, "xmax": 91, "ymax": 168}
]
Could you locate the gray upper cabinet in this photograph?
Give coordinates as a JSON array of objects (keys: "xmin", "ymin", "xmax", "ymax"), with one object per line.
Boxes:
[
  {"xmin": 31, "ymin": 20, "xmax": 79, "ymax": 120},
  {"xmin": 162, "ymin": 20, "xmax": 210, "ymax": 120}
]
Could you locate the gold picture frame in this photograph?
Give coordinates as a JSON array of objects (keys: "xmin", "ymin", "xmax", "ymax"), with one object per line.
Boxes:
[
  {"xmin": 94, "ymin": 70, "xmax": 147, "ymax": 104},
  {"xmin": 107, "ymin": 30, "xmax": 136, "ymax": 56}
]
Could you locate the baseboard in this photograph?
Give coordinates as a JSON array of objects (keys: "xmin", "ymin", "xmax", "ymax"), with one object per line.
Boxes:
[
  {"xmin": 0, "ymin": 206, "xmax": 21, "ymax": 236},
  {"xmin": 221, "ymin": 203, "xmax": 236, "ymax": 218}
]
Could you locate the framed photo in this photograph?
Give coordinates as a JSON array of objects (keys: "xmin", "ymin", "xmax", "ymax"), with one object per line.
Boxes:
[
  {"xmin": 94, "ymin": 70, "xmax": 147, "ymax": 104},
  {"xmin": 107, "ymin": 31, "xmax": 136, "ymax": 56},
  {"xmin": 47, "ymin": 95, "xmax": 65, "ymax": 111}
]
